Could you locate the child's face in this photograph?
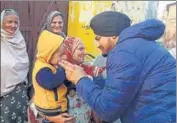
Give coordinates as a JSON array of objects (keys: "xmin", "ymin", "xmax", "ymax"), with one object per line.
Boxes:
[{"xmin": 50, "ymin": 45, "xmax": 67, "ymax": 66}]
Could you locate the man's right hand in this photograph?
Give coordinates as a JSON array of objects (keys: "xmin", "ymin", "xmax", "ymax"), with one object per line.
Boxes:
[
  {"xmin": 59, "ymin": 60, "xmax": 88, "ymax": 85},
  {"xmin": 42, "ymin": 113, "xmax": 76, "ymax": 123}
]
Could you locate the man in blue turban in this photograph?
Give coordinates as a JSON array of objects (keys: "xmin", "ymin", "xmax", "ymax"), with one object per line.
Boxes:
[{"xmin": 59, "ymin": 11, "xmax": 176, "ymax": 123}]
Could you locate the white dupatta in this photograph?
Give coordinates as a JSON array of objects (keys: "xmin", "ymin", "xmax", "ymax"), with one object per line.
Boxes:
[{"xmin": 1, "ymin": 9, "xmax": 29, "ymax": 96}]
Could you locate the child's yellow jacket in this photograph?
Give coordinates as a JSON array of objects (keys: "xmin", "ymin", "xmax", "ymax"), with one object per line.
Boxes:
[{"xmin": 32, "ymin": 30, "xmax": 67, "ymax": 112}]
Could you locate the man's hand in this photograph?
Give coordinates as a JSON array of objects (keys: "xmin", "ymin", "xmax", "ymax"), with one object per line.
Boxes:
[
  {"xmin": 87, "ymin": 75, "xmax": 93, "ymax": 80},
  {"xmin": 59, "ymin": 60, "xmax": 87, "ymax": 85}
]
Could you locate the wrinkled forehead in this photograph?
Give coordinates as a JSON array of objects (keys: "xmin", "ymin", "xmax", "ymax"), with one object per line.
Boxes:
[
  {"xmin": 63, "ymin": 37, "xmax": 85, "ymax": 51},
  {"xmin": 73, "ymin": 38, "xmax": 84, "ymax": 48},
  {"xmin": 52, "ymin": 15, "xmax": 63, "ymax": 22},
  {"xmin": 77, "ymin": 41, "xmax": 84, "ymax": 48},
  {"xmin": 3, "ymin": 9, "xmax": 19, "ymax": 20},
  {"xmin": 49, "ymin": 13, "xmax": 63, "ymax": 23},
  {"xmin": 3, "ymin": 14, "xmax": 19, "ymax": 21},
  {"xmin": 1, "ymin": 9, "xmax": 19, "ymax": 26}
]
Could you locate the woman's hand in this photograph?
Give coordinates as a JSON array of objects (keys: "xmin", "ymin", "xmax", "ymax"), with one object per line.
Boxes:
[{"xmin": 41, "ymin": 113, "xmax": 76, "ymax": 123}]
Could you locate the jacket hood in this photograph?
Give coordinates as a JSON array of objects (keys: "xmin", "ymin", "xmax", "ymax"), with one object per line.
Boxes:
[
  {"xmin": 118, "ymin": 19, "xmax": 165, "ymax": 43},
  {"xmin": 36, "ymin": 30, "xmax": 64, "ymax": 63}
]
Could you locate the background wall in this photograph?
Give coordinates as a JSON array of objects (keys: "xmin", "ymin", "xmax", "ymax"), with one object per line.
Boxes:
[{"xmin": 67, "ymin": 1, "xmax": 159, "ymax": 57}]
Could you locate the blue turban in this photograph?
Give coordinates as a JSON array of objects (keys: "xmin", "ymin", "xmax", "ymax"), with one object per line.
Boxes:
[{"xmin": 90, "ymin": 11, "xmax": 131, "ymax": 36}]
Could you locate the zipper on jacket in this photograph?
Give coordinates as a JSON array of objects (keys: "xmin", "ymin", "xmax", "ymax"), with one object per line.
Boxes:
[{"xmin": 53, "ymin": 88, "xmax": 58, "ymax": 101}]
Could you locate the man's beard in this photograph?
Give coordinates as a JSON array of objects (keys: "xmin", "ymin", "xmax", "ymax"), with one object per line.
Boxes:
[{"xmin": 102, "ymin": 54, "xmax": 108, "ymax": 57}]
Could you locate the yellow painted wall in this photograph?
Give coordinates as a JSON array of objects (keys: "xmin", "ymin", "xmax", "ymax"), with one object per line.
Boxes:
[
  {"xmin": 168, "ymin": 4, "xmax": 176, "ymax": 19},
  {"xmin": 67, "ymin": 1, "xmax": 150, "ymax": 57},
  {"xmin": 67, "ymin": 1, "xmax": 113, "ymax": 57},
  {"xmin": 112, "ymin": 1, "xmax": 149, "ymax": 24}
]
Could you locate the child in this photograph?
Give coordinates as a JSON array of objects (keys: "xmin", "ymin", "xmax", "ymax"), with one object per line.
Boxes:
[{"xmin": 32, "ymin": 30, "xmax": 69, "ymax": 122}]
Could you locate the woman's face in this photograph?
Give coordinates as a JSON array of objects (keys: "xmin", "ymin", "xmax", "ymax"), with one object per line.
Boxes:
[
  {"xmin": 72, "ymin": 43, "xmax": 85, "ymax": 64},
  {"xmin": 3, "ymin": 14, "xmax": 18, "ymax": 34},
  {"xmin": 51, "ymin": 15, "xmax": 64, "ymax": 33}
]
